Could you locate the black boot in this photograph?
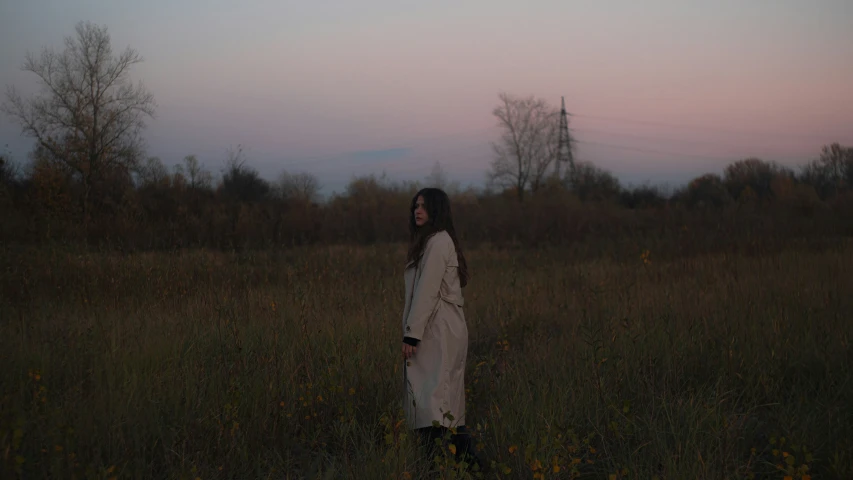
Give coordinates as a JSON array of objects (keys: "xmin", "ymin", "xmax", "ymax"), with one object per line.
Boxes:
[
  {"xmin": 451, "ymin": 426, "xmax": 489, "ymax": 473},
  {"xmin": 416, "ymin": 426, "xmax": 448, "ymax": 458},
  {"xmin": 416, "ymin": 426, "xmax": 488, "ymax": 473}
]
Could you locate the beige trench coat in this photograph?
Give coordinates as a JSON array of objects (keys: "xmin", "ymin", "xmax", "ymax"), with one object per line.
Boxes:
[{"xmin": 402, "ymin": 231, "xmax": 468, "ymax": 430}]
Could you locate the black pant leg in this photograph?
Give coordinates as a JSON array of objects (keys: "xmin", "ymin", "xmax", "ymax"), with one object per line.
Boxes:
[{"xmin": 451, "ymin": 426, "xmax": 488, "ymax": 472}]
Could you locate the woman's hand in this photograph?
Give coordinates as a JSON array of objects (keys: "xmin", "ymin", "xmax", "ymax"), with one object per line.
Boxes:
[{"xmin": 402, "ymin": 342, "xmax": 418, "ymax": 360}]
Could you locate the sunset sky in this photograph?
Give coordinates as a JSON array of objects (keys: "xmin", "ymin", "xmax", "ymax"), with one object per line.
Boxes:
[{"xmin": 2, "ymin": 0, "xmax": 852, "ymax": 196}]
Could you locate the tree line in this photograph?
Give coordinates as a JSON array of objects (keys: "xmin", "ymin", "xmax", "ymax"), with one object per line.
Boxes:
[{"xmin": 2, "ymin": 22, "xmax": 852, "ymax": 253}]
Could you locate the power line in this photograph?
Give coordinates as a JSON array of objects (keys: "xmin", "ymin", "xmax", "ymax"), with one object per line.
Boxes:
[
  {"xmin": 569, "ymin": 112, "xmax": 843, "ymax": 143},
  {"xmin": 277, "ymin": 117, "xmax": 842, "ymax": 175},
  {"xmin": 278, "ymin": 114, "xmax": 835, "ymax": 173},
  {"xmin": 575, "ymin": 139, "xmax": 745, "ymax": 163},
  {"xmin": 570, "ymin": 127, "xmax": 812, "ymax": 159},
  {"xmin": 249, "ymin": 106, "xmax": 845, "ymax": 178},
  {"xmin": 279, "ymin": 132, "xmax": 814, "ymax": 180},
  {"xmin": 330, "ymin": 131, "xmax": 808, "ymax": 173}
]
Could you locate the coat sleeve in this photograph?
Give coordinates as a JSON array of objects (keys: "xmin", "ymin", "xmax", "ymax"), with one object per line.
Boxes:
[{"xmin": 403, "ymin": 234, "xmax": 450, "ymax": 341}]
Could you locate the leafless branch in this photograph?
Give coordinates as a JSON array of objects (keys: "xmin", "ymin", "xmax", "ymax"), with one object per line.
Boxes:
[{"xmin": 487, "ymin": 92, "xmax": 562, "ymax": 201}]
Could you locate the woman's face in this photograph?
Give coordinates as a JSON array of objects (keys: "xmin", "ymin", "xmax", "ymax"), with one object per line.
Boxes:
[{"xmin": 414, "ymin": 195, "xmax": 428, "ymax": 227}]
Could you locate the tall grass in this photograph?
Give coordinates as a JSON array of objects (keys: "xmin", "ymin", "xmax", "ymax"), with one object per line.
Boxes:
[{"xmin": 1, "ymin": 242, "xmax": 851, "ymax": 479}]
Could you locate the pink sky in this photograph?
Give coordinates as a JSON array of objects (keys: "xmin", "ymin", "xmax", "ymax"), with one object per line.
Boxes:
[{"xmin": 2, "ymin": 0, "xmax": 852, "ymax": 195}]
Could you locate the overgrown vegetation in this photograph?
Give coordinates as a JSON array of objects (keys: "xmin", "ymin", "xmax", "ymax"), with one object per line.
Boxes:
[
  {"xmin": 1, "ymin": 148, "xmax": 853, "ymax": 253},
  {"xmin": 1, "ymin": 242, "xmax": 851, "ymax": 479}
]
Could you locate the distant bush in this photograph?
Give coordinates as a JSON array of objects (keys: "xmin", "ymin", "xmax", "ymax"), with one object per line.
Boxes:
[{"xmin": 2, "ymin": 145, "xmax": 852, "ymax": 252}]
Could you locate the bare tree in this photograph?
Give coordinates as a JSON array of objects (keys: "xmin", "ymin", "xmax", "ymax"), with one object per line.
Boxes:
[
  {"xmin": 488, "ymin": 93, "xmax": 561, "ymax": 201},
  {"xmin": 1, "ymin": 21, "xmax": 156, "ymax": 233},
  {"xmin": 176, "ymin": 154, "xmax": 212, "ymax": 190},
  {"xmin": 817, "ymin": 143, "xmax": 853, "ymax": 195},
  {"xmin": 532, "ymin": 118, "xmax": 561, "ymax": 193},
  {"xmin": 220, "ymin": 144, "xmax": 270, "ymax": 202},
  {"xmin": 569, "ymin": 161, "xmax": 622, "ymax": 202},
  {"xmin": 277, "ymin": 171, "xmax": 321, "ymax": 203},
  {"xmin": 222, "ymin": 144, "xmax": 247, "ymax": 174},
  {"xmin": 136, "ymin": 156, "xmax": 169, "ymax": 187},
  {"xmin": 722, "ymin": 157, "xmax": 791, "ymax": 200},
  {"xmin": 798, "ymin": 143, "xmax": 853, "ymax": 199},
  {"xmin": 0, "ymin": 145, "xmax": 20, "ymax": 187}
]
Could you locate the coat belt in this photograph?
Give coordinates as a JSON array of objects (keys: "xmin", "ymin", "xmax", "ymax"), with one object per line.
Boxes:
[{"xmin": 439, "ymin": 292, "xmax": 464, "ymax": 307}]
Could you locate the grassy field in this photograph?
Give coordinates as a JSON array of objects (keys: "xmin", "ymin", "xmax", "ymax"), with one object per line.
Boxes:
[{"xmin": 1, "ymin": 241, "xmax": 851, "ymax": 479}]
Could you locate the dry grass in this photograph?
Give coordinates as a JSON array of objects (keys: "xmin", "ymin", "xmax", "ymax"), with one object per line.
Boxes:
[{"xmin": 1, "ymin": 242, "xmax": 851, "ymax": 479}]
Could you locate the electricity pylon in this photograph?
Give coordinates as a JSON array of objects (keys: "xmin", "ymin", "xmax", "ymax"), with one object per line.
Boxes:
[{"xmin": 555, "ymin": 96, "xmax": 574, "ymax": 185}]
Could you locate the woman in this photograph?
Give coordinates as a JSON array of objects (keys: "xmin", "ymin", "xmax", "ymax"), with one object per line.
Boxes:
[{"xmin": 401, "ymin": 187, "xmax": 484, "ymax": 469}]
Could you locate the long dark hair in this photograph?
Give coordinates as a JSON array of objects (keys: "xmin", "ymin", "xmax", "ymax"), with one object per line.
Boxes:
[{"xmin": 406, "ymin": 187, "xmax": 469, "ymax": 288}]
